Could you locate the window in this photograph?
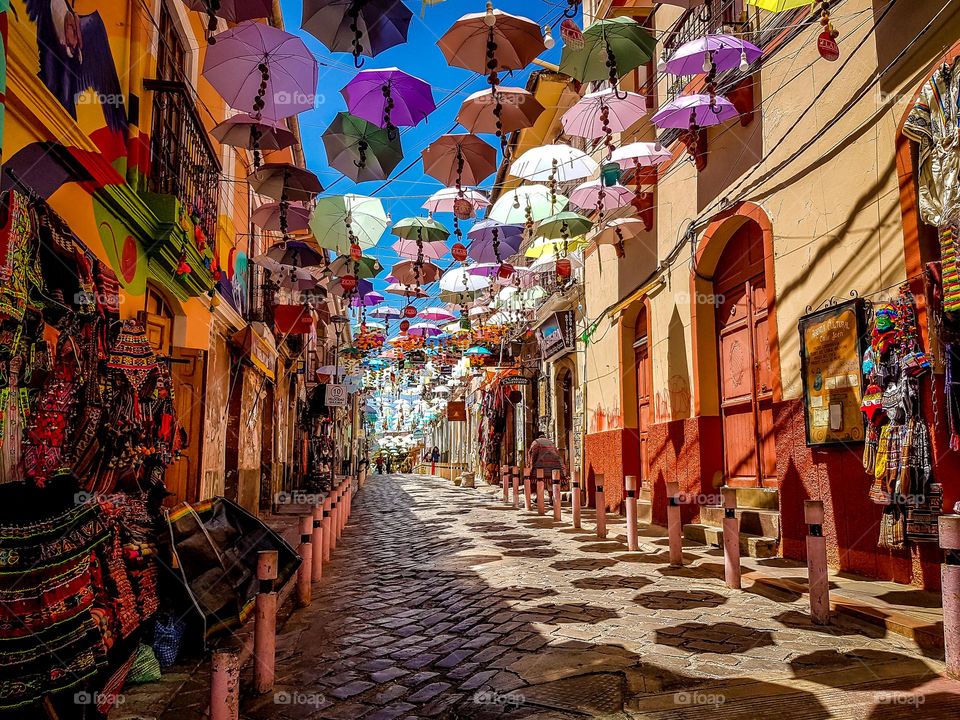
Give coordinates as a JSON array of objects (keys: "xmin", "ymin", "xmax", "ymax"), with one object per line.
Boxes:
[{"xmin": 157, "ymin": 3, "xmax": 186, "ymax": 83}]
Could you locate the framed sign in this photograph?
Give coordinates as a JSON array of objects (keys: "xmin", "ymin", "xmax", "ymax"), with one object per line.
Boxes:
[
  {"xmin": 325, "ymin": 384, "xmax": 349, "ymax": 408},
  {"xmin": 536, "ymin": 311, "xmax": 577, "ymax": 361},
  {"xmin": 447, "ymin": 401, "xmax": 467, "ymax": 421},
  {"xmin": 798, "ymin": 299, "xmax": 867, "ymax": 446}
]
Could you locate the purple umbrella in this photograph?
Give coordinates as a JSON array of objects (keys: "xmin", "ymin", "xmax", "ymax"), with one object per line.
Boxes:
[
  {"xmin": 329, "ymin": 277, "xmax": 375, "ymax": 298},
  {"xmin": 651, "ymin": 94, "xmax": 738, "ymax": 130},
  {"xmin": 302, "ymin": 0, "xmax": 413, "ymax": 68},
  {"xmin": 342, "ymin": 68, "xmax": 435, "ymax": 139},
  {"xmin": 665, "ymin": 34, "xmax": 762, "ymax": 76},
  {"xmin": 211, "ymin": 114, "xmax": 295, "ymax": 169},
  {"xmin": 467, "ymin": 220, "xmax": 523, "ymax": 264},
  {"xmin": 570, "ymin": 180, "xmax": 635, "ymax": 222},
  {"xmin": 353, "ymin": 291, "xmax": 385, "ymax": 307},
  {"xmin": 392, "ymin": 239, "xmax": 449, "ymax": 261},
  {"xmin": 203, "ymin": 21, "xmax": 318, "ymax": 121}
]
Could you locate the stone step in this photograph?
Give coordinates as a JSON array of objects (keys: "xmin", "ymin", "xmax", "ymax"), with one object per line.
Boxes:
[
  {"xmin": 638, "ymin": 500, "xmax": 652, "ymax": 525},
  {"xmin": 731, "ymin": 486, "xmax": 779, "ymax": 511},
  {"xmin": 682, "ymin": 523, "xmax": 778, "ymax": 559},
  {"xmin": 700, "ymin": 505, "xmax": 781, "ymax": 538}
]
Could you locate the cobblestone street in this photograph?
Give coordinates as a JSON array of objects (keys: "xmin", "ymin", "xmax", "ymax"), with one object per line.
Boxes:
[{"xmin": 236, "ymin": 474, "xmax": 960, "ymax": 720}]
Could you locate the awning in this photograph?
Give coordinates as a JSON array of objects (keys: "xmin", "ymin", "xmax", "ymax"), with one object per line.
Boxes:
[{"xmin": 232, "ymin": 321, "xmax": 278, "ymax": 380}]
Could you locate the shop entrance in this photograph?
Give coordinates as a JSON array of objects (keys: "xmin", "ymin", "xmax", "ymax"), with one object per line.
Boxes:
[
  {"xmin": 714, "ymin": 221, "xmax": 776, "ymax": 488},
  {"xmin": 557, "ymin": 367, "xmax": 575, "ymax": 471},
  {"xmin": 633, "ymin": 308, "xmax": 651, "ymax": 487}
]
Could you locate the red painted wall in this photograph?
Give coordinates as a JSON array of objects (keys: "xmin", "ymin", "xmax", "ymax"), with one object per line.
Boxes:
[
  {"xmin": 584, "ymin": 428, "xmax": 639, "ymax": 511},
  {"xmin": 646, "ymin": 416, "xmax": 723, "ymax": 526}
]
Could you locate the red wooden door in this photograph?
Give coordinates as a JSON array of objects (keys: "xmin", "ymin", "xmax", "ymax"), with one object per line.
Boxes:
[
  {"xmin": 634, "ymin": 309, "xmax": 651, "ymax": 486},
  {"xmin": 714, "ymin": 222, "xmax": 775, "ymax": 488}
]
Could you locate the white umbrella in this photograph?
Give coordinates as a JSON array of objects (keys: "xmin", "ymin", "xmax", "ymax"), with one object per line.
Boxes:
[
  {"xmin": 488, "ymin": 185, "xmax": 569, "ymax": 224},
  {"xmin": 529, "ymin": 253, "xmax": 584, "ymax": 273},
  {"xmin": 509, "ymin": 144, "xmax": 599, "ymax": 182},
  {"xmin": 439, "ymin": 267, "xmax": 491, "ymax": 293},
  {"xmin": 611, "ymin": 142, "xmax": 672, "ymax": 167}
]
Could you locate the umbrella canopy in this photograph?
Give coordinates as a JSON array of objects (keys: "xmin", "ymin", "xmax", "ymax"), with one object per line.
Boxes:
[
  {"xmin": 438, "ymin": 8, "xmax": 545, "ymax": 74},
  {"xmin": 528, "ymin": 252, "xmax": 585, "ymax": 272},
  {"xmin": 248, "ymin": 163, "xmax": 323, "ymax": 202},
  {"xmin": 536, "ymin": 211, "xmax": 594, "ymax": 240},
  {"xmin": 385, "ymin": 283, "xmax": 430, "ymax": 299},
  {"xmin": 418, "ymin": 307, "xmax": 457, "ymax": 322},
  {"xmin": 328, "ymin": 277, "xmax": 375, "ymax": 297},
  {"xmin": 370, "ymin": 306, "xmax": 402, "ymax": 319},
  {"xmin": 342, "ymin": 67, "xmax": 434, "ymax": 134},
  {"xmin": 457, "ymin": 87, "xmax": 544, "ymax": 135},
  {"xmin": 611, "ymin": 142, "xmax": 673, "ymax": 167},
  {"xmin": 467, "ymin": 263, "xmax": 530, "ymax": 279},
  {"xmin": 251, "ymin": 256, "xmax": 322, "ymax": 287},
  {"xmin": 651, "ymin": 94, "xmax": 739, "ymax": 129},
  {"xmin": 467, "ymin": 222, "xmax": 523, "ymax": 263},
  {"xmin": 440, "ymin": 267, "xmax": 490, "ymax": 293},
  {"xmin": 184, "ymin": 0, "xmax": 272, "ymax": 22},
  {"xmin": 569, "ymin": 181, "xmax": 635, "ymax": 215},
  {"xmin": 260, "ymin": 240, "xmax": 326, "ymax": 267},
  {"xmin": 352, "ymin": 291, "xmax": 385, "ymax": 307},
  {"xmin": 391, "ymin": 260, "xmax": 443, "ymax": 286},
  {"xmin": 422, "ymin": 188, "xmax": 490, "ymax": 215},
  {"xmin": 309, "ymin": 194, "xmax": 389, "ymax": 254},
  {"xmin": 510, "ymin": 144, "xmax": 599, "ymax": 182},
  {"xmin": 329, "ymin": 255, "xmax": 384, "ymax": 279},
  {"xmin": 488, "ymin": 185, "xmax": 569, "ymax": 224},
  {"xmin": 421, "ymin": 134, "xmax": 498, "ymax": 186},
  {"xmin": 561, "ymin": 89, "xmax": 648, "ymax": 140},
  {"xmin": 559, "ymin": 17, "xmax": 656, "ymax": 86},
  {"xmin": 251, "ymin": 201, "xmax": 311, "ymax": 232},
  {"xmin": 323, "ymin": 112, "xmax": 403, "ymax": 183},
  {"xmin": 391, "ymin": 239, "xmax": 449, "ymax": 261},
  {"xmin": 665, "ymin": 34, "xmax": 763, "ymax": 76},
  {"xmin": 746, "ymin": 0, "xmax": 814, "ymax": 10},
  {"xmin": 203, "ymin": 21, "xmax": 318, "ymax": 120},
  {"xmin": 210, "ymin": 114, "xmax": 295, "ymax": 168},
  {"xmin": 464, "ymin": 346, "xmax": 491, "ymax": 356},
  {"xmin": 526, "ymin": 237, "xmax": 588, "ymax": 258},
  {"xmin": 407, "ymin": 322, "xmax": 443, "ymax": 338},
  {"xmin": 302, "ymin": 0, "xmax": 412, "ymax": 66},
  {"xmin": 595, "ymin": 217, "xmax": 648, "ymax": 256},
  {"xmin": 391, "ymin": 216, "xmax": 451, "ymax": 244}
]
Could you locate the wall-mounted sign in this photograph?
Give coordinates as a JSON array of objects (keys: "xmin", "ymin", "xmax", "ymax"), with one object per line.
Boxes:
[
  {"xmin": 325, "ymin": 384, "xmax": 349, "ymax": 408},
  {"xmin": 798, "ymin": 299, "xmax": 867, "ymax": 446},
  {"xmin": 447, "ymin": 401, "xmax": 467, "ymax": 421},
  {"xmin": 536, "ymin": 311, "xmax": 577, "ymax": 362},
  {"xmin": 503, "ymin": 375, "xmax": 530, "ymax": 387},
  {"xmin": 232, "ymin": 322, "xmax": 277, "ymax": 381}
]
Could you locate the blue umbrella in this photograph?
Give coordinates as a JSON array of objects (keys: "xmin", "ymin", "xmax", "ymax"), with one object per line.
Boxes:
[{"xmin": 464, "ymin": 346, "xmax": 491, "ymax": 356}]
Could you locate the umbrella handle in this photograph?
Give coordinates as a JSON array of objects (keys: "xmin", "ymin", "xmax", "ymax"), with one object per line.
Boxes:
[{"xmin": 564, "ymin": 0, "xmax": 581, "ymax": 18}]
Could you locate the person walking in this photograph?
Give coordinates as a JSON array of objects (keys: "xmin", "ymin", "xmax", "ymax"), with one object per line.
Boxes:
[
  {"xmin": 375, "ymin": 456, "xmax": 384, "ymax": 474},
  {"xmin": 526, "ymin": 431, "xmax": 566, "ymax": 504},
  {"xmin": 431, "ymin": 445, "xmax": 441, "ymax": 475}
]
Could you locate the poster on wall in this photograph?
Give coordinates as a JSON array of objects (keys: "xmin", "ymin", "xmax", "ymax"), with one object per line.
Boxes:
[
  {"xmin": 798, "ymin": 299, "xmax": 867, "ymax": 446},
  {"xmin": 447, "ymin": 401, "xmax": 466, "ymax": 421}
]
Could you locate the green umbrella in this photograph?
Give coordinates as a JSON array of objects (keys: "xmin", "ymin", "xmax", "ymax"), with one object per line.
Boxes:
[
  {"xmin": 559, "ymin": 17, "xmax": 656, "ymax": 86},
  {"xmin": 323, "ymin": 112, "xmax": 403, "ymax": 183},
  {"xmin": 391, "ymin": 216, "xmax": 451, "ymax": 244},
  {"xmin": 309, "ymin": 194, "xmax": 388, "ymax": 254},
  {"xmin": 329, "ymin": 254, "xmax": 384, "ymax": 279},
  {"xmin": 536, "ymin": 211, "xmax": 594, "ymax": 240}
]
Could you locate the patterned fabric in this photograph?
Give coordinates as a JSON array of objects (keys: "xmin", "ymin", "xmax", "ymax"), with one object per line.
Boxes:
[
  {"xmin": 939, "ymin": 225, "xmax": 960, "ymax": 312},
  {"xmin": 107, "ymin": 319, "xmax": 158, "ymax": 392},
  {"xmin": 0, "ymin": 190, "xmax": 42, "ymax": 322}
]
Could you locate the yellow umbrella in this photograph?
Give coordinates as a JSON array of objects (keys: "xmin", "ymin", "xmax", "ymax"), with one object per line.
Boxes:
[
  {"xmin": 746, "ymin": 0, "xmax": 813, "ymax": 11},
  {"xmin": 524, "ymin": 236, "xmax": 588, "ymax": 259}
]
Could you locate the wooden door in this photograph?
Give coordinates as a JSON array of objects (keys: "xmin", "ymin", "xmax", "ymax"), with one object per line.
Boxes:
[
  {"xmin": 166, "ymin": 348, "xmax": 206, "ymax": 505},
  {"xmin": 714, "ymin": 222, "xmax": 775, "ymax": 488},
  {"xmin": 142, "ymin": 289, "xmax": 174, "ymax": 356},
  {"xmin": 634, "ymin": 309, "xmax": 651, "ymax": 487}
]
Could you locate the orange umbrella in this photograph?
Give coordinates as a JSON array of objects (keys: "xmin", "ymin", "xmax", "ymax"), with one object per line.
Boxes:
[
  {"xmin": 421, "ymin": 134, "xmax": 498, "ymax": 187},
  {"xmin": 457, "ymin": 87, "xmax": 544, "ymax": 136}
]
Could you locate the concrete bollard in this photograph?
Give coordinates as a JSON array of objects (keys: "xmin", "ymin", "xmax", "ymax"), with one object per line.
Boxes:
[
  {"xmin": 297, "ymin": 515, "xmax": 313, "ymax": 607},
  {"xmin": 336, "ymin": 483, "xmax": 345, "ymax": 539},
  {"xmin": 536, "ymin": 469, "xmax": 546, "ymax": 515},
  {"xmin": 254, "ymin": 550, "xmax": 279, "ymax": 694},
  {"xmin": 625, "ymin": 475, "xmax": 639, "ymax": 551},
  {"xmin": 523, "ymin": 469, "xmax": 533, "ymax": 511},
  {"xmin": 329, "ymin": 490, "xmax": 339, "ymax": 552},
  {"xmin": 666, "ymin": 481, "xmax": 683, "ymax": 567},
  {"xmin": 502, "ymin": 465, "xmax": 510, "ymax": 502},
  {"xmin": 311, "ymin": 504, "xmax": 323, "ymax": 582},
  {"xmin": 512, "ymin": 466, "xmax": 520, "ymax": 509},
  {"xmin": 595, "ymin": 474, "xmax": 607, "ymax": 539},
  {"xmin": 321, "ymin": 495, "xmax": 332, "ymax": 562},
  {"xmin": 805, "ymin": 500, "xmax": 830, "ymax": 625},
  {"xmin": 210, "ymin": 650, "xmax": 240, "ymax": 720},
  {"xmin": 552, "ymin": 470, "xmax": 562, "ymax": 521},
  {"xmin": 722, "ymin": 487, "xmax": 741, "ymax": 589},
  {"xmin": 572, "ymin": 470, "xmax": 582, "ymax": 529},
  {"xmin": 940, "ymin": 515, "xmax": 960, "ymax": 679}
]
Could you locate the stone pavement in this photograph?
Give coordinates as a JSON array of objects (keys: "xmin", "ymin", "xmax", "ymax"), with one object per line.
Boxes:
[{"xmin": 236, "ymin": 474, "xmax": 958, "ymax": 720}]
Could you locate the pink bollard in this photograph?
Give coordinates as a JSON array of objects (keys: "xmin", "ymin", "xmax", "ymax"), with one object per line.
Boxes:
[
  {"xmin": 210, "ymin": 650, "xmax": 239, "ymax": 720},
  {"xmin": 572, "ymin": 470, "xmax": 582, "ymax": 529},
  {"xmin": 666, "ymin": 481, "xmax": 683, "ymax": 566},
  {"xmin": 502, "ymin": 465, "xmax": 510, "ymax": 502},
  {"xmin": 254, "ymin": 550, "xmax": 279, "ymax": 694},
  {"xmin": 940, "ymin": 516, "xmax": 960, "ymax": 679},
  {"xmin": 311, "ymin": 504, "xmax": 323, "ymax": 581},
  {"xmin": 329, "ymin": 491, "xmax": 339, "ymax": 552},
  {"xmin": 625, "ymin": 475, "xmax": 639, "ymax": 551},
  {"xmin": 536, "ymin": 469, "xmax": 546, "ymax": 515},
  {"xmin": 523, "ymin": 469, "xmax": 533, "ymax": 511},
  {"xmin": 552, "ymin": 470, "xmax": 562, "ymax": 521},
  {"xmin": 297, "ymin": 515, "xmax": 313, "ymax": 607},
  {"xmin": 722, "ymin": 487, "xmax": 741, "ymax": 589},
  {"xmin": 336, "ymin": 483, "xmax": 345, "ymax": 539},
  {"xmin": 595, "ymin": 474, "xmax": 608, "ymax": 539},
  {"xmin": 512, "ymin": 466, "xmax": 520, "ymax": 509},
  {"xmin": 805, "ymin": 500, "xmax": 830, "ymax": 625},
  {"xmin": 321, "ymin": 496, "xmax": 332, "ymax": 562}
]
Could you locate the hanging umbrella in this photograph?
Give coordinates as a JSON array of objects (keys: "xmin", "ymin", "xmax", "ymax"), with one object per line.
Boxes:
[
  {"xmin": 391, "ymin": 260, "xmax": 443, "ymax": 286},
  {"xmin": 467, "ymin": 263, "xmax": 530, "ymax": 279},
  {"xmin": 260, "ymin": 240, "xmax": 326, "ymax": 267},
  {"xmin": 665, "ymin": 34, "xmax": 763, "ymax": 76},
  {"xmin": 391, "ymin": 216, "xmax": 451, "ymax": 244},
  {"xmin": 203, "ymin": 21, "xmax": 318, "ymax": 120},
  {"xmin": 418, "ymin": 307, "xmax": 457, "ymax": 323},
  {"xmin": 342, "ymin": 67, "xmax": 434, "ymax": 138},
  {"xmin": 536, "ymin": 211, "xmax": 594, "ymax": 241},
  {"xmin": 371, "ymin": 306, "xmax": 402, "ymax": 319},
  {"xmin": 594, "ymin": 217, "xmax": 648, "ymax": 258},
  {"xmin": 251, "ymin": 201, "xmax": 311, "ymax": 233},
  {"xmin": 464, "ymin": 346, "xmax": 491, "ymax": 356},
  {"xmin": 385, "ymin": 283, "xmax": 430, "ymax": 299},
  {"xmin": 561, "ymin": 89, "xmax": 648, "ymax": 155},
  {"xmin": 328, "ymin": 277, "xmax": 375, "ymax": 297},
  {"xmin": 248, "ymin": 163, "xmax": 323, "ymax": 202},
  {"xmin": 569, "ymin": 180, "xmax": 635, "ymax": 222},
  {"xmin": 468, "ymin": 305, "xmax": 491, "ymax": 317},
  {"xmin": 611, "ymin": 142, "xmax": 672, "ymax": 167},
  {"xmin": 440, "ymin": 267, "xmax": 491, "ymax": 293},
  {"xmin": 309, "ymin": 194, "xmax": 388, "ymax": 254},
  {"xmin": 746, "ymin": 0, "xmax": 815, "ymax": 10},
  {"xmin": 408, "ymin": 322, "xmax": 443, "ymax": 338},
  {"xmin": 302, "ymin": 0, "xmax": 413, "ymax": 67},
  {"xmin": 456, "ymin": 87, "xmax": 544, "ymax": 137},
  {"xmin": 528, "ymin": 253, "xmax": 585, "ymax": 273},
  {"xmin": 559, "ymin": 17, "xmax": 656, "ymax": 92},
  {"xmin": 421, "ymin": 134, "xmax": 498, "ymax": 187},
  {"xmin": 329, "ymin": 255, "xmax": 384, "ymax": 279},
  {"xmin": 467, "ymin": 220, "xmax": 523, "ymax": 263},
  {"xmin": 488, "ymin": 185, "xmax": 568, "ymax": 224},
  {"xmin": 651, "ymin": 93, "xmax": 739, "ymax": 130},
  {"xmin": 185, "ymin": 0, "xmax": 273, "ymax": 28},
  {"xmin": 352, "ymin": 291, "xmax": 385, "ymax": 307},
  {"xmin": 439, "ymin": 289, "xmax": 479, "ymax": 305},
  {"xmin": 422, "ymin": 188, "xmax": 490, "ymax": 215},
  {"xmin": 526, "ymin": 237, "xmax": 588, "ymax": 258},
  {"xmin": 323, "ymin": 112, "xmax": 403, "ymax": 183},
  {"xmin": 391, "ymin": 239, "xmax": 449, "ymax": 261},
  {"xmin": 210, "ymin": 114, "xmax": 295, "ymax": 169},
  {"xmin": 251, "ymin": 256, "xmax": 321, "ymax": 286},
  {"xmin": 510, "ymin": 144, "xmax": 599, "ymax": 182}
]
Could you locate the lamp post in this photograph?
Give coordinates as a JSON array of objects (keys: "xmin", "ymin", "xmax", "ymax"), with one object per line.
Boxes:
[{"xmin": 331, "ymin": 314, "xmax": 349, "ymax": 486}]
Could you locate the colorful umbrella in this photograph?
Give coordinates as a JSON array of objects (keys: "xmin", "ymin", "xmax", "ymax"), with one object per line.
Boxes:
[
  {"xmin": 528, "ymin": 252, "xmax": 585, "ymax": 272},
  {"xmin": 342, "ymin": 67, "xmax": 434, "ymax": 138},
  {"xmin": 185, "ymin": 0, "xmax": 272, "ymax": 40},
  {"xmin": 611, "ymin": 142, "xmax": 672, "ymax": 167},
  {"xmin": 385, "ymin": 283, "xmax": 430, "ymax": 299},
  {"xmin": 594, "ymin": 217, "xmax": 647, "ymax": 258},
  {"xmin": 561, "ymin": 89, "xmax": 648, "ymax": 156},
  {"xmin": 536, "ymin": 211, "xmax": 594, "ymax": 241},
  {"xmin": 391, "ymin": 239, "xmax": 449, "ymax": 261},
  {"xmin": 323, "ymin": 112, "xmax": 403, "ymax": 183},
  {"xmin": 488, "ymin": 185, "xmax": 568, "ymax": 225},
  {"xmin": 665, "ymin": 34, "xmax": 763, "ymax": 76},
  {"xmin": 440, "ymin": 267, "xmax": 490, "ymax": 293},
  {"xmin": 329, "ymin": 255, "xmax": 384, "ymax": 279},
  {"xmin": 203, "ymin": 21, "xmax": 318, "ymax": 121},
  {"xmin": 525, "ymin": 237, "xmax": 588, "ymax": 258},
  {"xmin": 251, "ymin": 201, "xmax": 311, "ymax": 233},
  {"xmin": 261, "ymin": 240, "xmax": 326, "ymax": 267},
  {"xmin": 467, "ymin": 221, "xmax": 523, "ymax": 263},
  {"xmin": 422, "ymin": 188, "xmax": 490, "ymax": 215},
  {"xmin": 456, "ymin": 87, "xmax": 544, "ymax": 138},
  {"xmin": 391, "ymin": 216, "xmax": 451, "ymax": 244},
  {"xmin": 559, "ymin": 17, "xmax": 656, "ymax": 93},
  {"xmin": 370, "ymin": 306, "xmax": 402, "ymax": 319},
  {"xmin": 248, "ymin": 163, "xmax": 323, "ymax": 202},
  {"xmin": 464, "ymin": 346, "xmax": 491, "ymax": 356},
  {"xmin": 210, "ymin": 114, "xmax": 295, "ymax": 169},
  {"xmin": 408, "ymin": 322, "xmax": 443, "ymax": 338},
  {"xmin": 418, "ymin": 307, "xmax": 457, "ymax": 323},
  {"xmin": 569, "ymin": 180, "xmax": 635, "ymax": 222},
  {"xmin": 309, "ymin": 194, "xmax": 389, "ymax": 254},
  {"xmin": 352, "ymin": 291, "xmax": 385, "ymax": 307},
  {"xmin": 421, "ymin": 134, "xmax": 498, "ymax": 187},
  {"xmin": 329, "ymin": 276, "xmax": 374, "ymax": 297},
  {"xmin": 510, "ymin": 144, "xmax": 598, "ymax": 182},
  {"xmin": 746, "ymin": 0, "xmax": 814, "ymax": 10},
  {"xmin": 467, "ymin": 263, "xmax": 530, "ymax": 279},
  {"xmin": 302, "ymin": 0, "xmax": 413, "ymax": 67},
  {"xmin": 391, "ymin": 260, "xmax": 443, "ymax": 287},
  {"xmin": 651, "ymin": 93, "xmax": 738, "ymax": 130}
]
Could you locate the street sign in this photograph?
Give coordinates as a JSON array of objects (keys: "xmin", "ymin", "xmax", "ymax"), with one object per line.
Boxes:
[{"xmin": 326, "ymin": 384, "xmax": 349, "ymax": 407}]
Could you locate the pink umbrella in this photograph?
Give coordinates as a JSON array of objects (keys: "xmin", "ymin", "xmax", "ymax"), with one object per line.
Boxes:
[
  {"xmin": 385, "ymin": 283, "xmax": 429, "ymax": 299},
  {"xmin": 561, "ymin": 88, "xmax": 648, "ymax": 142},
  {"xmin": 665, "ymin": 34, "xmax": 763, "ymax": 76},
  {"xmin": 251, "ymin": 201, "xmax": 312, "ymax": 233},
  {"xmin": 391, "ymin": 239, "xmax": 449, "ymax": 261},
  {"xmin": 611, "ymin": 142, "xmax": 672, "ymax": 167},
  {"xmin": 651, "ymin": 94, "xmax": 738, "ymax": 130},
  {"xmin": 418, "ymin": 307, "xmax": 457, "ymax": 323},
  {"xmin": 422, "ymin": 188, "xmax": 490, "ymax": 215},
  {"xmin": 203, "ymin": 21, "xmax": 318, "ymax": 121},
  {"xmin": 569, "ymin": 180, "xmax": 635, "ymax": 222}
]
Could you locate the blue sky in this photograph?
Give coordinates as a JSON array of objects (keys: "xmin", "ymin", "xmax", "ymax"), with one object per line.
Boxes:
[{"xmin": 280, "ymin": 0, "xmax": 571, "ymax": 309}]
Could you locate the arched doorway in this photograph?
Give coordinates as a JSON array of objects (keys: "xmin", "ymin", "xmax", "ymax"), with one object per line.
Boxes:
[
  {"xmin": 713, "ymin": 220, "xmax": 776, "ymax": 487},
  {"xmin": 633, "ymin": 307, "xmax": 651, "ymax": 487}
]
